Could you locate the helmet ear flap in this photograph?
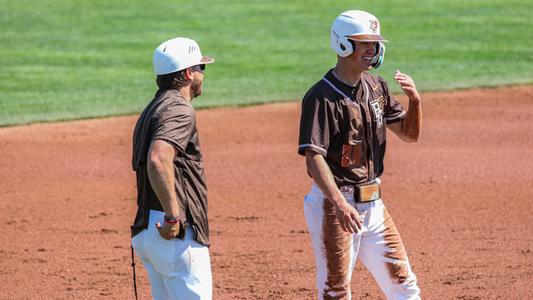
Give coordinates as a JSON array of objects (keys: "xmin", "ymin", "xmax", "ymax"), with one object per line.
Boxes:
[
  {"xmin": 331, "ymin": 30, "xmax": 353, "ymax": 57},
  {"xmin": 340, "ymin": 38, "xmax": 354, "ymax": 56},
  {"xmin": 371, "ymin": 42, "xmax": 385, "ymax": 69},
  {"xmin": 348, "ymin": 40, "xmax": 356, "ymax": 53}
]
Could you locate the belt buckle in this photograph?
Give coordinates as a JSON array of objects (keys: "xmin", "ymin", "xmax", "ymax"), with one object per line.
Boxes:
[{"xmin": 356, "ymin": 182, "xmax": 381, "ymax": 202}]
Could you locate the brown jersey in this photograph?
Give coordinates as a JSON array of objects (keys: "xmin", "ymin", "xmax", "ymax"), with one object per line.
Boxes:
[
  {"xmin": 131, "ymin": 89, "xmax": 209, "ymax": 246},
  {"xmin": 298, "ymin": 70, "xmax": 406, "ymax": 186}
]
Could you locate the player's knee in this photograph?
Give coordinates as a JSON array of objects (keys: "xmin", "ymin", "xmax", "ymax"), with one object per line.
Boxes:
[
  {"xmin": 387, "ymin": 260, "xmax": 415, "ymax": 284},
  {"xmin": 393, "ymin": 264, "xmax": 420, "ymax": 298}
]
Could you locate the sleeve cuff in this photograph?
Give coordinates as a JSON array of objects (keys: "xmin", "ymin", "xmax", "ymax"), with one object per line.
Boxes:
[
  {"xmin": 153, "ymin": 136, "xmax": 185, "ymax": 154},
  {"xmin": 385, "ymin": 110, "xmax": 406, "ymax": 124},
  {"xmin": 298, "ymin": 144, "xmax": 327, "ymax": 156}
]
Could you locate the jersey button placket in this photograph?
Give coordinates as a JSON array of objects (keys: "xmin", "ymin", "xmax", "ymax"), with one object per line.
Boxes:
[{"xmin": 356, "ymin": 83, "xmax": 374, "ymax": 181}]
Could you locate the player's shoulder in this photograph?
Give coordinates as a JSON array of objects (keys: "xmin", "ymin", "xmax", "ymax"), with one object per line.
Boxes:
[
  {"xmin": 363, "ymin": 72, "xmax": 387, "ymax": 86},
  {"xmin": 303, "ymin": 78, "xmax": 340, "ymax": 105},
  {"xmin": 363, "ymin": 72, "xmax": 390, "ymax": 95},
  {"xmin": 158, "ymin": 90, "xmax": 193, "ymax": 113},
  {"xmin": 145, "ymin": 90, "xmax": 195, "ymax": 124}
]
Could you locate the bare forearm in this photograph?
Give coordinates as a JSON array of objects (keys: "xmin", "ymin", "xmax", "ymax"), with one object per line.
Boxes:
[
  {"xmin": 147, "ymin": 145, "xmax": 180, "ymax": 218},
  {"xmin": 305, "ymin": 151, "xmax": 344, "ymax": 205},
  {"xmin": 402, "ymin": 99, "xmax": 422, "ymax": 142}
]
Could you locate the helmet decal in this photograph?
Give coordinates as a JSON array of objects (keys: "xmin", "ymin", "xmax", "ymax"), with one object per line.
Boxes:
[{"xmin": 369, "ymin": 20, "xmax": 379, "ymax": 33}]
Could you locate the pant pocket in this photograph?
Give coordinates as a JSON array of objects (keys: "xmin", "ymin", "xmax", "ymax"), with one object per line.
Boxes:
[
  {"xmin": 146, "ymin": 238, "xmax": 193, "ymax": 276},
  {"xmin": 173, "ymin": 244, "xmax": 194, "ymax": 275}
]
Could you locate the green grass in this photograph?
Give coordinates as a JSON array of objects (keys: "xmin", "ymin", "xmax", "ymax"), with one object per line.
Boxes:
[{"xmin": 1, "ymin": 0, "xmax": 532, "ymax": 126}]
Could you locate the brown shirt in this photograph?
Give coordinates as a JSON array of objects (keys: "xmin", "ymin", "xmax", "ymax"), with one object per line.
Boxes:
[
  {"xmin": 298, "ymin": 70, "xmax": 406, "ymax": 186},
  {"xmin": 131, "ymin": 89, "xmax": 209, "ymax": 246}
]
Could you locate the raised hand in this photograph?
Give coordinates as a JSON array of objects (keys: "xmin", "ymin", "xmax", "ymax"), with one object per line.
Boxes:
[{"xmin": 394, "ymin": 70, "xmax": 421, "ymax": 103}]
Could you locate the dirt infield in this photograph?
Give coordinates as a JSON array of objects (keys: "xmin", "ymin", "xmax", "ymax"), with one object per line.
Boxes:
[{"xmin": 0, "ymin": 86, "xmax": 532, "ymax": 299}]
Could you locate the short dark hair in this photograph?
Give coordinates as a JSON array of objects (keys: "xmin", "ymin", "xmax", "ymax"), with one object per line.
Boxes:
[{"xmin": 156, "ymin": 69, "xmax": 189, "ymax": 89}]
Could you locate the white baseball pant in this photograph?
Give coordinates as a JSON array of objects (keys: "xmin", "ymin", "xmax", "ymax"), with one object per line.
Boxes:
[
  {"xmin": 131, "ymin": 209, "xmax": 212, "ymax": 300},
  {"xmin": 304, "ymin": 183, "xmax": 420, "ymax": 300}
]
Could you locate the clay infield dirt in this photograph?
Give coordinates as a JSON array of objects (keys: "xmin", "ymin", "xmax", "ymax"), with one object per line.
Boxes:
[{"xmin": 0, "ymin": 86, "xmax": 532, "ymax": 299}]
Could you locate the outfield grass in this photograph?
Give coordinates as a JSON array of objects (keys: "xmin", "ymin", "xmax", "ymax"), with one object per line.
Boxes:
[{"xmin": 1, "ymin": 0, "xmax": 532, "ymax": 126}]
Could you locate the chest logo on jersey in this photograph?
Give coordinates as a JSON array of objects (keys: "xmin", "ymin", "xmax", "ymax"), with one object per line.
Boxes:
[{"xmin": 370, "ymin": 96, "xmax": 385, "ymax": 128}]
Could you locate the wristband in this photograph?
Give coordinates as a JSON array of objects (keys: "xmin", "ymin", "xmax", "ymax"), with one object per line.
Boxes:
[{"xmin": 164, "ymin": 215, "xmax": 180, "ymax": 224}]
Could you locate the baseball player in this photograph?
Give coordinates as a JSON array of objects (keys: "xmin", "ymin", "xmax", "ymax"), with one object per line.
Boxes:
[
  {"xmin": 298, "ymin": 10, "xmax": 422, "ymax": 299},
  {"xmin": 131, "ymin": 37, "xmax": 214, "ymax": 300}
]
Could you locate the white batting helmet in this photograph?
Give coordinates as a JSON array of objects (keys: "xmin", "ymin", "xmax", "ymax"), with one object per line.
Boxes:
[
  {"xmin": 153, "ymin": 37, "xmax": 214, "ymax": 75},
  {"xmin": 330, "ymin": 10, "xmax": 388, "ymax": 68}
]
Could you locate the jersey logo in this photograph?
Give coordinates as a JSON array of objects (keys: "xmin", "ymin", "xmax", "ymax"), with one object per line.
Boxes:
[{"xmin": 370, "ymin": 97, "xmax": 385, "ymax": 128}]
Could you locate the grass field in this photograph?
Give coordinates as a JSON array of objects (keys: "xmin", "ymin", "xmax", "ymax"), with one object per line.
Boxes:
[{"xmin": 1, "ymin": 0, "xmax": 532, "ymax": 126}]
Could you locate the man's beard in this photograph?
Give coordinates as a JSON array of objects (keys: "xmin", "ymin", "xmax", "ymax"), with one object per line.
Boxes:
[{"xmin": 191, "ymin": 79, "xmax": 202, "ymax": 98}]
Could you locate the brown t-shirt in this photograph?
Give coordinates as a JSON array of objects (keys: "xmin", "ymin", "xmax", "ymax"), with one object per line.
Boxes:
[
  {"xmin": 131, "ymin": 89, "xmax": 209, "ymax": 246},
  {"xmin": 298, "ymin": 70, "xmax": 406, "ymax": 186}
]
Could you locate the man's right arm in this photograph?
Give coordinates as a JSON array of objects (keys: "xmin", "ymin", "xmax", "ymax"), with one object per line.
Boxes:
[
  {"xmin": 147, "ymin": 139, "xmax": 182, "ymax": 239},
  {"xmin": 305, "ymin": 150, "xmax": 362, "ymax": 233}
]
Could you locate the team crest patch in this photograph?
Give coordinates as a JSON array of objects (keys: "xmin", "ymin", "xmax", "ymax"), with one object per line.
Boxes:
[
  {"xmin": 370, "ymin": 96, "xmax": 385, "ymax": 128},
  {"xmin": 369, "ymin": 20, "xmax": 379, "ymax": 33}
]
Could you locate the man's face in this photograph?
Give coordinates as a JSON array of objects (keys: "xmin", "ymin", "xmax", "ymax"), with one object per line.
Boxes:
[
  {"xmin": 190, "ymin": 64, "xmax": 205, "ymax": 98},
  {"xmin": 348, "ymin": 41, "xmax": 377, "ymax": 72}
]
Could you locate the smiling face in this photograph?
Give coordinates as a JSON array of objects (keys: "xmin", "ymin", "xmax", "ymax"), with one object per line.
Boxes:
[{"xmin": 344, "ymin": 40, "xmax": 378, "ymax": 73}]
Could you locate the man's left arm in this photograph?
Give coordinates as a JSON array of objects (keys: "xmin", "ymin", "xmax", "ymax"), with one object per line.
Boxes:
[{"xmin": 387, "ymin": 70, "xmax": 422, "ymax": 143}]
